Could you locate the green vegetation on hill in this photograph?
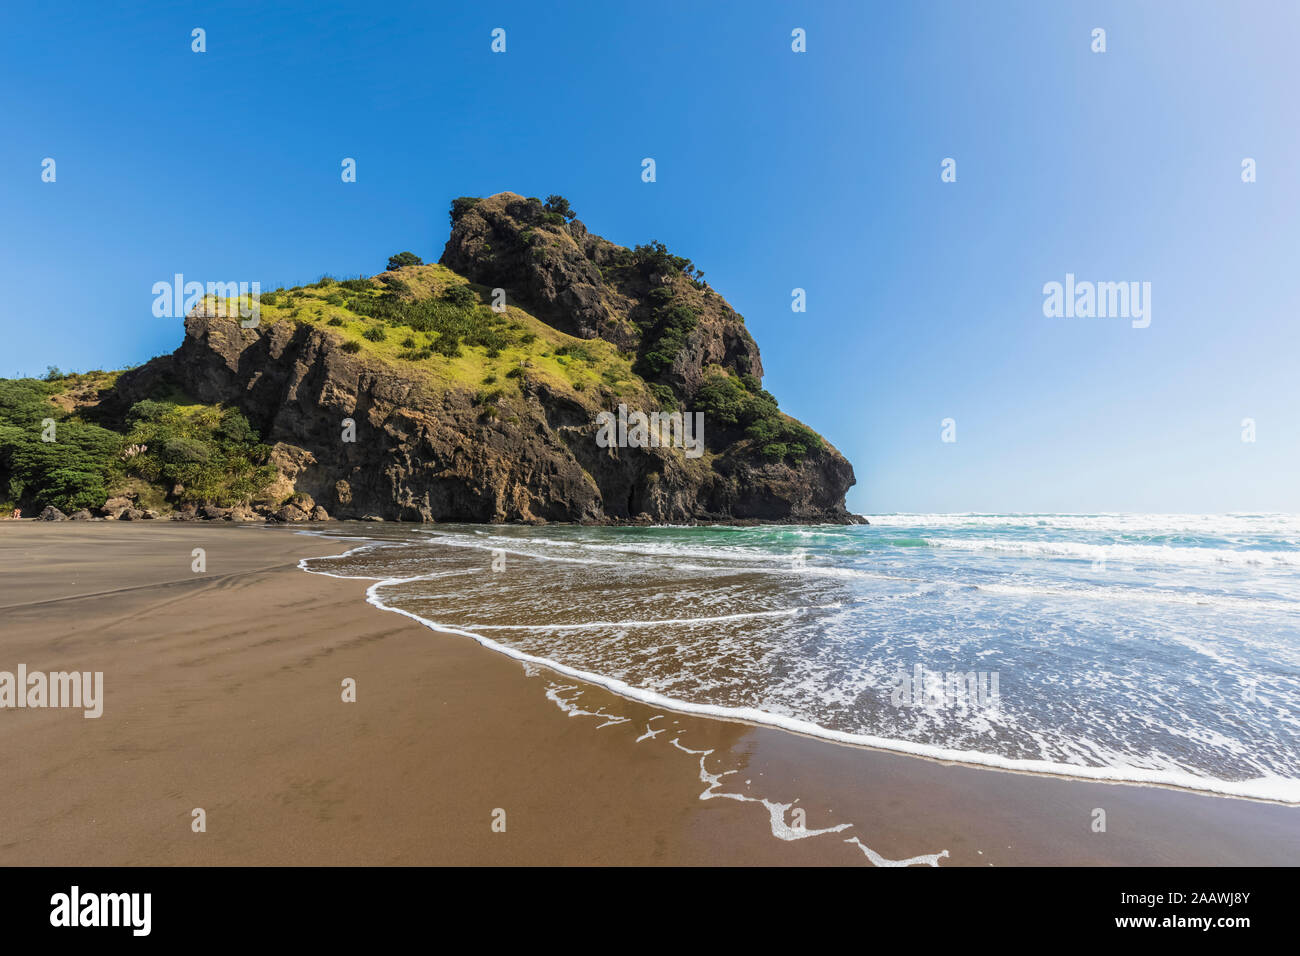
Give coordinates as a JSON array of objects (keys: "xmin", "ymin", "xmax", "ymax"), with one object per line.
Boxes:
[
  {"xmin": 120, "ymin": 398, "xmax": 276, "ymax": 504},
  {"xmin": 349, "ymin": 280, "xmax": 515, "ymax": 358},
  {"xmin": 253, "ymin": 236, "xmax": 809, "ymax": 465},
  {"xmin": 578, "ymin": 234, "xmax": 816, "ymax": 463},
  {"xmin": 0, "ymin": 371, "xmax": 276, "ymax": 513},
  {"xmin": 695, "ymin": 370, "xmax": 825, "ymax": 464},
  {"xmin": 599, "ymin": 240, "xmax": 707, "ymax": 291},
  {"xmin": 634, "ymin": 294, "xmax": 700, "ymax": 379},
  {"xmin": 581, "ymin": 239, "xmax": 713, "ymax": 385},
  {"xmin": 250, "ymin": 263, "xmax": 645, "ymax": 404},
  {"xmin": 0, "ymin": 374, "xmax": 121, "ymax": 512},
  {"xmin": 2, "ymin": 214, "xmax": 835, "ymax": 516}
]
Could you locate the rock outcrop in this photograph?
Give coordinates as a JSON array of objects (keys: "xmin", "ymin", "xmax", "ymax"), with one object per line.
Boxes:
[{"xmin": 103, "ymin": 193, "xmax": 859, "ymax": 524}]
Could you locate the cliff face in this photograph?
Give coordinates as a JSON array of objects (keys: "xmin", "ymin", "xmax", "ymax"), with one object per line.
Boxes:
[
  {"xmin": 441, "ymin": 193, "xmax": 764, "ymax": 399},
  {"xmin": 108, "ymin": 193, "xmax": 859, "ymax": 524}
]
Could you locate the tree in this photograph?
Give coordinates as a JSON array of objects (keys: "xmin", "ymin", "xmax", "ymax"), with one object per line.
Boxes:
[
  {"xmin": 386, "ymin": 251, "xmax": 423, "ymax": 271},
  {"xmin": 544, "ymin": 195, "xmax": 576, "ymax": 222}
]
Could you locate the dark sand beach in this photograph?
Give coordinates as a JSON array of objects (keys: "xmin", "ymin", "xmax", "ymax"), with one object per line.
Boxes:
[{"xmin": 0, "ymin": 522, "xmax": 1294, "ymax": 866}]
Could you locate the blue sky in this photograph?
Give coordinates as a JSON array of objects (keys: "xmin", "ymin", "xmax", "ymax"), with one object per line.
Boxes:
[{"xmin": 2, "ymin": 0, "xmax": 1297, "ymax": 513}]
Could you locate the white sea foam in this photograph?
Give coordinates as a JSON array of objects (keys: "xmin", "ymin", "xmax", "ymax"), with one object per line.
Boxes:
[
  {"xmin": 295, "ymin": 523, "xmax": 1300, "ymax": 806},
  {"xmin": 469, "ymin": 606, "xmax": 834, "ymax": 631},
  {"xmin": 844, "ymin": 837, "xmax": 949, "ymax": 867},
  {"xmin": 668, "ymin": 737, "xmax": 856, "ymax": 842},
  {"xmin": 536, "ymin": 678, "xmax": 946, "ymax": 864},
  {"xmin": 921, "ymin": 536, "xmax": 1300, "ymax": 568},
  {"xmin": 865, "ymin": 513, "xmax": 1300, "ymax": 537}
]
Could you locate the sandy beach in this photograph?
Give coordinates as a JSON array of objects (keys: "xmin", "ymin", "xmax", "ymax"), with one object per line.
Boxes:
[{"xmin": 0, "ymin": 522, "xmax": 1294, "ymax": 866}]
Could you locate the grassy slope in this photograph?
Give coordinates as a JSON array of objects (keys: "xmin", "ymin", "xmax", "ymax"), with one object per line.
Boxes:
[{"xmin": 236, "ymin": 264, "xmax": 654, "ymax": 409}]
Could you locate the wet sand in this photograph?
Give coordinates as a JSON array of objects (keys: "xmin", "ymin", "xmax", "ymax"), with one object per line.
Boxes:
[{"xmin": 0, "ymin": 522, "xmax": 1294, "ymax": 865}]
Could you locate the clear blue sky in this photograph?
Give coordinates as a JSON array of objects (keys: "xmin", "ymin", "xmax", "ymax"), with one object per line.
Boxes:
[{"xmin": 2, "ymin": 0, "xmax": 1297, "ymax": 513}]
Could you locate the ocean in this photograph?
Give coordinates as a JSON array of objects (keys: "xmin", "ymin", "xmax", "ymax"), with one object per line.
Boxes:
[{"xmin": 300, "ymin": 514, "xmax": 1300, "ymax": 804}]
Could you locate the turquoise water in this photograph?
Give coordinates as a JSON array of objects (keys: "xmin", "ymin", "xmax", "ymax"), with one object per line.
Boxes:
[{"xmin": 303, "ymin": 514, "xmax": 1300, "ymax": 802}]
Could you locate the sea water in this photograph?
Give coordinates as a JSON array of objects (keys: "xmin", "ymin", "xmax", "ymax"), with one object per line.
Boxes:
[{"xmin": 301, "ymin": 514, "xmax": 1300, "ymax": 803}]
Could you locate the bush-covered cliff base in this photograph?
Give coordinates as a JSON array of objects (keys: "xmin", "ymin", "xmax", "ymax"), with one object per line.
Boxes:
[{"xmin": 1, "ymin": 193, "xmax": 861, "ymax": 525}]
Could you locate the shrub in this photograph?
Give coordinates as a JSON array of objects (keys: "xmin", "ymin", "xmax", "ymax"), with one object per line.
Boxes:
[
  {"xmin": 160, "ymin": 436, "xmax": 213, "ymax": 464},
  {"xmin": 217, "ymin": 408, "xmax": 256, "ymax": 443},
  {"xmin": 362, "ymin": 325, "xmax": 386, "ymax": 342},
  {"xmin": 35, "ymin": 467, "xmax": 108, "ymax": 512},
  {"xmin": 441, "ymin": 285, "xmax": 476, "ymax": 308},
  {"xmin": 697, "ymin": 371, "xmax": 758, "ymax": 426},
  {"xmin": 327, "ymin": 316, "xmax": 344, "ymax": 326},
  {"xmin": 340, "ymin": 341, "xmax": 362, "ymax": 354},
  {"xmin": 555, "ymin": 343, "xmax": 596, "ymax": 363},
  {"xmin": 126, "ymin": 399, "xmax": 173, "ymax": 424},
  {"xmin": 449, "ymin": 197, "xmax": 480, "ymax": 224},
  {"xmin": 743, "ymin": 416, "xmax": 781, "ymax": 443},
  {"xmin": 636, "ymin": 302, "xmax": 699, "ymax": 378},
  {"xmin": 431, "ymin": 335, "xmax": 462, "ymax": 358},
  {"xmin": 349, "ymin": 290, "xmax": 522, "ymax": 356},
  {"xmin": 695, "ymin": 371, "xmax": 824, "ymax": 463},
  {"xmin": 648, "ymin": 382, "xmax": 677, "ymax": 411},
  {"xmin": 609, "ymin": 240, "xmax": 707, "ymax": 289},
  {"xmin": 113, "ymin": 397, "xmax": 276, "ymax": 506}
]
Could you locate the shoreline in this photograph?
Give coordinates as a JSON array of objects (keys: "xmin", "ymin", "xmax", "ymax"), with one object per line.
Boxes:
[
  {"xmin": 301, "ymin": 526, "xmax": 1300, "ymax": 807},
  {"xmin": 1, "ymin": 522, "xmax": 1295, "ymax": 865}
]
